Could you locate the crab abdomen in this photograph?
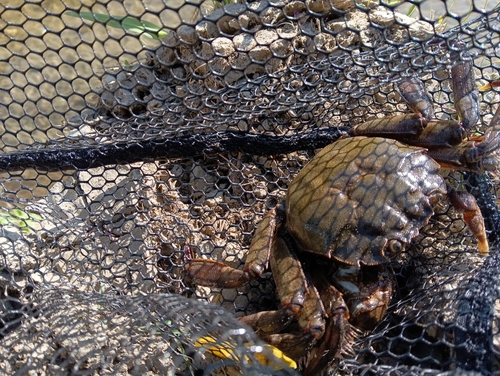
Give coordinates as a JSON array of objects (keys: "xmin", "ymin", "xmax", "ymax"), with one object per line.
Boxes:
[{"xmin": 286, "ymin": 136, "xmax": 447, "ymax": 266}]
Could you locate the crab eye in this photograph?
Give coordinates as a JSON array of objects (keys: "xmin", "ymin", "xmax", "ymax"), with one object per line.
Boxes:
[{"xmin": 386, "ymin": 239, "xmax": 403, "ymax": 257}]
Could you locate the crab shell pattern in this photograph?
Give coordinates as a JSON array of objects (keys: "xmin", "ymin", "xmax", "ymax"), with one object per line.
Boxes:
[{"xmin": 286, "ymin": 135, "xmax": 446, "ymax": 267}]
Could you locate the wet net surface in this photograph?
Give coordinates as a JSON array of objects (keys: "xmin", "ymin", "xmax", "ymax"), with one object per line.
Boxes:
[{"xmin": 0, "ymin": 0, "xmax": 500, "ymax": 375}]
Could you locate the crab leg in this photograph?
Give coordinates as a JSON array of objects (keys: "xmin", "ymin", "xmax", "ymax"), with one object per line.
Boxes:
[
  {"xmin": 237, "ymin": 236, "xmax": 334, "ymax": 371},
  {"xmin": 270, "ymin": 235, "xmax": 326, "ymax": 338},
  {"xmin": 448, "ymin": 188, "xmax": 489, "ymax": 256},
  {"xmin": 303, "ymin": 274, "xmax": 353, "ymax": 375},
  {"xmin": 452, "ymin": 61, "xmax": 480, "ymax": 130},
  {"xmin": 395, "ymin": 120, "xmax": 465, "ymax": 148},
  {"xmin": 260, "ymin": 238, "xmax": 355, "ymax": 374},
  {"xmin": 426, "ymin": 104, "xmax": 500, "ymax": 172},
  {"xmin": 465, "ymin": 133, "xmax": 500, "ymax": 171},
  {"xmin": 396, "ymin": 76, "xmax": 434, "ymax": 121},
  {"xmin": 349, "ymin": 113, "xmax": 427, "ymax": 137},
  {"xmin": 334, "ymin": 265, "xmax": 393, "ymax": 332},
  {"xmin": 262, "ymin": 333, "xmax": 311, "ymax": 361},
  {"xmin": 464, "ymin": 104, "xmax": 500, "ymax": 168},
  {"xmin": 186, "ymin": 205, "xmax": 281, "ymax": 288},
  {"xmin": 239, "ymin": 308, "xmax": 294, "ymax": 335}
]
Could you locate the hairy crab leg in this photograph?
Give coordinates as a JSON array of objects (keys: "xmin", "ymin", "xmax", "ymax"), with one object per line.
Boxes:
[
  {"xmin": 245, "ymin": 253, "xmax": 354, "ymax": 375},
  {"xmin": 186, "ymin": 205, "xmax": 281, "ymax": 288},
  {"xmin": 448, "ymin": 188, "xmax": 489, "ymax": 256},
  {"xmin": 297, "ymin": 282, "xmax": 326, "ymax": 340}
]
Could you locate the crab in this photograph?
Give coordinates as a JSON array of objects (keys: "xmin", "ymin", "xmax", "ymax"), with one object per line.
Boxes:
[{"xmin": 186, "ymin": 61, "xmax": 500, "ymax": 374}]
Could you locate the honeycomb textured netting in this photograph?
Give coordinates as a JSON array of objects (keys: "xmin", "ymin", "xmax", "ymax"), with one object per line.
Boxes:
[{"xmin": 0, "ymin": 0, "xmax": 499, "ymax": 375}]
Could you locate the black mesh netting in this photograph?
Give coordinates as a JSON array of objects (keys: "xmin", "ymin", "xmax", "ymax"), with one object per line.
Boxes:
[{"xmin": 0, "ymin": 0, "xmax": 500, "ymax": 375}]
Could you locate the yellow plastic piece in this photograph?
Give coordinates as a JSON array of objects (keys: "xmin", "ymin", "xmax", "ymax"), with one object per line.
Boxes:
[{"xmin": 194, "ymin": 335, "xmax": 297, "ymax": 370}]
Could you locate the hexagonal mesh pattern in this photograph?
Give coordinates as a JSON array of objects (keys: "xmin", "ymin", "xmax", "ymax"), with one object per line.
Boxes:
[{"xmin": 0, "ymin": 0, "xmax": 499, "ymax": 375}]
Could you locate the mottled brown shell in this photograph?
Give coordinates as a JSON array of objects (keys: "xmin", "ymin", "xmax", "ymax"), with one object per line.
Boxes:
[{"xmin": 286, "ymin": 136, "xmax": 447, "ymax": 266}]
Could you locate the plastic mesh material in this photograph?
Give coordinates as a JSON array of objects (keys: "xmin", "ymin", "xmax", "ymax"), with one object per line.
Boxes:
[{"xmin": 0, "ymin": 0, "xmax": 500, "ymax": 375}]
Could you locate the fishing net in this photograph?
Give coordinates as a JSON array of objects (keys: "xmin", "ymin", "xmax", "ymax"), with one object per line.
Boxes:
[{"xmin": 0, "ymin": 0, "xmax": 500, "ymax": 375}]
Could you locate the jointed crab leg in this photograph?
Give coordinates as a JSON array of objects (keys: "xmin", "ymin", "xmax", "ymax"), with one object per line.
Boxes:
[
  {"xmin": 396, "ymin": 76, "xmax": 434, "ymax": 121},
  {"xmin": 269, "ymin": 235, "xmax": 309, "ymax": 314},
  {"xmin": 351, "ymin": 117, "xmax": 465, "ymax": 149},
  {"xmin": 452, "ymin": 61, "xmax": 480, "ymax": 130},
  {"xmin": 479, "ymin": 80, "xmax": 500, "ymax": 92},
  {"xmin": 187, "ymin": 206, "xmax": 280, "ymax": 288},
  {"xmin": 349, "ymin": 113, "xmax": 427, "ymax": 137},
  {"xmin": 425, "ymin": 104, "xmax": 500, "ymax": 172},
  {"xmin": 303, "ymin": 277, "xmax": 353, "ymax": 375},
  {"xmin": 448, "ymin": 188, "xmax": 489, "ymax": 256},
  {"xmin": 464, "ymin": 104, "xmax": 500, "ymax": 168},
  {"xmin": 239, "ymin": 309, "xmax": 294, "ymax": 335},
  {"xmin": 270, "ymin": 235, "xmax": 326, "ymax": 338},
  {"xmin": 401, "ymin": 120, "xmax": 465, "ymax": 148}
]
